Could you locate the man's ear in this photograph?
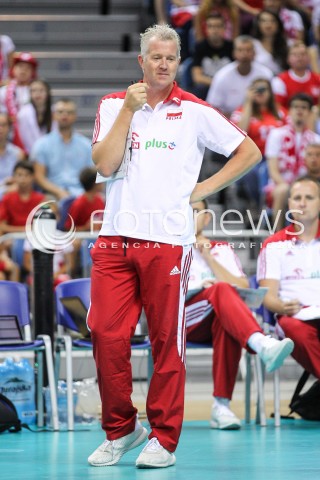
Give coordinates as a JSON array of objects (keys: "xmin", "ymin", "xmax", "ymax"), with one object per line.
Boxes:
[{"xmin": 138, "ymin": 55, "xmax": 144, "ymax": 70}]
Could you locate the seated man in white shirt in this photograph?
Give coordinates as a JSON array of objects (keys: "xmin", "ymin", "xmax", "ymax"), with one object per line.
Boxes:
[
  {"xmin": 185, "ymin": 199, "xmax": 294, "ymax": 430},
  {"xmin": 257, "ymin": 175, "xmax": 320, "ymax": 383}
]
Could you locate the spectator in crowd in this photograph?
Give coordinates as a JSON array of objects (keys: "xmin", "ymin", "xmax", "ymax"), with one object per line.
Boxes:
[
  {"xmin": 17, "ymin": 79, "xmax": 55, "ymax": 156},
  {"xmin": 264, "ymin": 93, "xmax": 320, "ymax": 230},
  {"xmin": 284, "ymin": 0, "xmax": 313, "ymax": 46},
  {"xmin": 0, "ymin": 52, "xmax": 38, "ymax": 150},
  {"xmin": 154, "ymin": 0, "xmax": 170, "ymax": 24},
  {"xmin": 231, "ymin": 77, "xmax": 286, "ymax": 210},
  {"xmin": 168, "ymin": 1, "xmax": 201, "ymax": 60},
  {"xmin": 191, "ymin": 12, "xmax": 234, "ymax": 99},
  {"xmin": 304, "ymin": 142, "xmax": 320, "ymax": 181},
  {"xmin": 251, "ymin": 9, "xmax": 288, "ymax": 74},
  {"xmin": 0, "ymin": 112, "xmax": 25, "ymax": 199},
  {"xmin": 64, "ymin": 167, "xmax": 105, "ymax": 232},
  {"xmin": 233, "ymin": 0, "xmax": 263, "ymax": 34},
  {"xmin": 194, "ymin": 0, "xmax": 239, "ymax": 42},
  {"xmin": 206, "ymin": 35, "xmax": 273, "ymax": 117},
  {"xmin": 0, "ymin": 34, "xmax": 16, "ymax": 86},
  {"xmin": 271, "ymin": 41, "xmax": 320, "ymax": 109},
  {"xmin": 263, "ymin": 0, "xmax": 304, "ymax": 43},
  {"xmin": 31, "ymin": 98, "xmax": 92, "ymax": 200},
  {"xmin": 257, "ymin": 175, "xmax": 320, "ymax": 383},
  {"xmin": 0, "ymin": 160, "xmax": 45, "ymax": 234},
  {"xmin": 185, "ymin": 199, "xmax": 294, "ymax": 429}
]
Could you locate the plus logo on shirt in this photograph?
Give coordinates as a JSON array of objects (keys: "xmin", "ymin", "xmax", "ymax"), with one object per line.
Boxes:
[{"xmin": 145, "ymin": 138, "xmax": 176, "ymax": 150}]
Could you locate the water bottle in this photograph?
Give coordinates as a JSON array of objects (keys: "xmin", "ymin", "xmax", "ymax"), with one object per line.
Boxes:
[
  {"xmin": 44, "ymin": 380, "xmax": 77, "ymax": 429},
  {"xmin": 0, "ymin": 357, "xmax": 36, "ymax": 425}
]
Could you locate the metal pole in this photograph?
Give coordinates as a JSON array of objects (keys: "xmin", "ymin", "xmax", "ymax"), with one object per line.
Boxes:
[
  {"xmin": 32, "ymin": 249, "xmax": 54, "ymax": 342},
  {"xmin": 31, "ymin": 205, "xmax": 57, "ymax": 386}
]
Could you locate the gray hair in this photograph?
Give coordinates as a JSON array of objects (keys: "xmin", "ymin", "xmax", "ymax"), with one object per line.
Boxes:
[
  {"xmin": 234, "ymin": 34, "xmax": 254, "ymax": 47},
  {"xmin": 140, "ymin": 24, "xmax": 181, "ymax": 59}
]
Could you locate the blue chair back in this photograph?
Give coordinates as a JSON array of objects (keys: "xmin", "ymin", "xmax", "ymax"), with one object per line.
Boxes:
[
  {"xmin": 0, "ymin": 280, "xmax": 30, "ymax": 329},
  {"xmin": 55, "ymin": 278, "xmax": 91, "ymax": 332}
]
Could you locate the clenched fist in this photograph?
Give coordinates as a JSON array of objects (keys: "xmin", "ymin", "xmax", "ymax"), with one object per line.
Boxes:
[{"xmin": 124, "ymin": 82, "xmax": 148, "ymax": 113}]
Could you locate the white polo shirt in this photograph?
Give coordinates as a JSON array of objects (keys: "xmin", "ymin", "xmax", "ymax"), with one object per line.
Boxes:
[
  {"xmin": 188, "ymin": 241, "xmax": 245, "ymax": 291},
  {"xmin": 93, "ymin": 82, "xmax": 246, "ymax": 245},
  {"xmin": 257, "ymin": 222, "xmax": 320, "ymax": 306}
]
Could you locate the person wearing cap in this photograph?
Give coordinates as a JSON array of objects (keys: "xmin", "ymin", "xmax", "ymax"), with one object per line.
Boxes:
[{"xmin": 0, "ymin": 52, "xmax": 38, "ymax": 150}]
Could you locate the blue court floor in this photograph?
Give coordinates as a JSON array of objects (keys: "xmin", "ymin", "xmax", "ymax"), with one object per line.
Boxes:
[{"xmin": 1, "ymin": 419, "xmax": 319, "ymax": 480}]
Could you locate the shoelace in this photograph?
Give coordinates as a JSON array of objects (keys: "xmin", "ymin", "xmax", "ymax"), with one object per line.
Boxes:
[{"xmin": 143, "ymin": 437, "xmax": 161, "ymax": 452}]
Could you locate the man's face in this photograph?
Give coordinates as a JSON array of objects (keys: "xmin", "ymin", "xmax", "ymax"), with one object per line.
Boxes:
[
  {"xmin": 288, "ymin": 181, "xmax": 320, "ymax": 224},
  {"xmin": 54, "ymin": 102, "xmax": 77, "ymax": 128},
  {"xmin": 288, "ymin": 45, "xmax": 309, "ymax": 71},
  {"xmin": 13, "ymin": 168, "xmax": 34, "ymax": 190},
  {"xmin": 289, "ymin": 100, "xmax": 311, "ymax": 127},
  {"xmin": 205, "ymin": 18, "xmax": 225, "ymax": 43},
  {"xmin": 138, "ymin": 38, "xmax": 180, "ymax": 90},
  {"xmin": 233, "ymin": 41, "xmax": 255, "ymax": 64},
  {"xmin": 305, "ymin": 146, "xmax": 320, "ymax": 177}
]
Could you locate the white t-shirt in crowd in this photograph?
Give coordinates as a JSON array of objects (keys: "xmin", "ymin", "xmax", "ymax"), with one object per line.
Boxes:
[{"xmin": 206, "ymin": 61, "xmax": 274, "ymax": 115}]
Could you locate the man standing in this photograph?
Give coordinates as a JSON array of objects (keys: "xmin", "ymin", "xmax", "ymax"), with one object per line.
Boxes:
[
  {"xmin": 88, "ymin": 24, "xmax": 261, "ymax": 469},
  {"xmin": 257, "ymin": 176, "xmax": 320, "ymax": 383}
]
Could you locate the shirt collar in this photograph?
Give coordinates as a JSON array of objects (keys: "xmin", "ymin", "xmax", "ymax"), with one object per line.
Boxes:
[
  {"xmin": 285, "ymin": 221, "xmax": 320, "ymax": 242},
  {"xmin": 163, "ymin": 82, "xmax": 182, "ymax": 105}
]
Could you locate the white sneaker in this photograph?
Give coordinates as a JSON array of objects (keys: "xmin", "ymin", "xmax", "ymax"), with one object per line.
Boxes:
[
  {"xmin": 88, "ymin": 423, "xmax": 148, "ymax": 466},
  {"xmin": 210, "ymin": 404, "xmax": 241, "ymax": 430},
  {"xmin": 136, "ymin": 437, "xmax": 176, "ymax": 468},
  {"xmin": 259, "ymin": 337, "xmax": 294, "ymax": 373}
]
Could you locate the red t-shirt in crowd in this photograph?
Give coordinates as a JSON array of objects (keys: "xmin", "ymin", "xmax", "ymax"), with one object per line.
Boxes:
[
  {"xmin": 64, "ymin": 194, "xmax": 105, "ymax": 230},
  {"xmin": 0, "ymin": 190, "xmax": 45, "ymax": 226},
  {"xmin": 273, "ymin": 70, "xmax": 320, "ymax": 109},
  {"xmin": 230, "ymin": 107, "xmax": 286, "ymax": 155}
]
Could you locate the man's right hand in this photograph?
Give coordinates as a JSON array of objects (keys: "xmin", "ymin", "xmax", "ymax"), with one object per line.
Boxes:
[{"xmin": 124, "ymin": 82, "xmax": 148, "ymax": 113}]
